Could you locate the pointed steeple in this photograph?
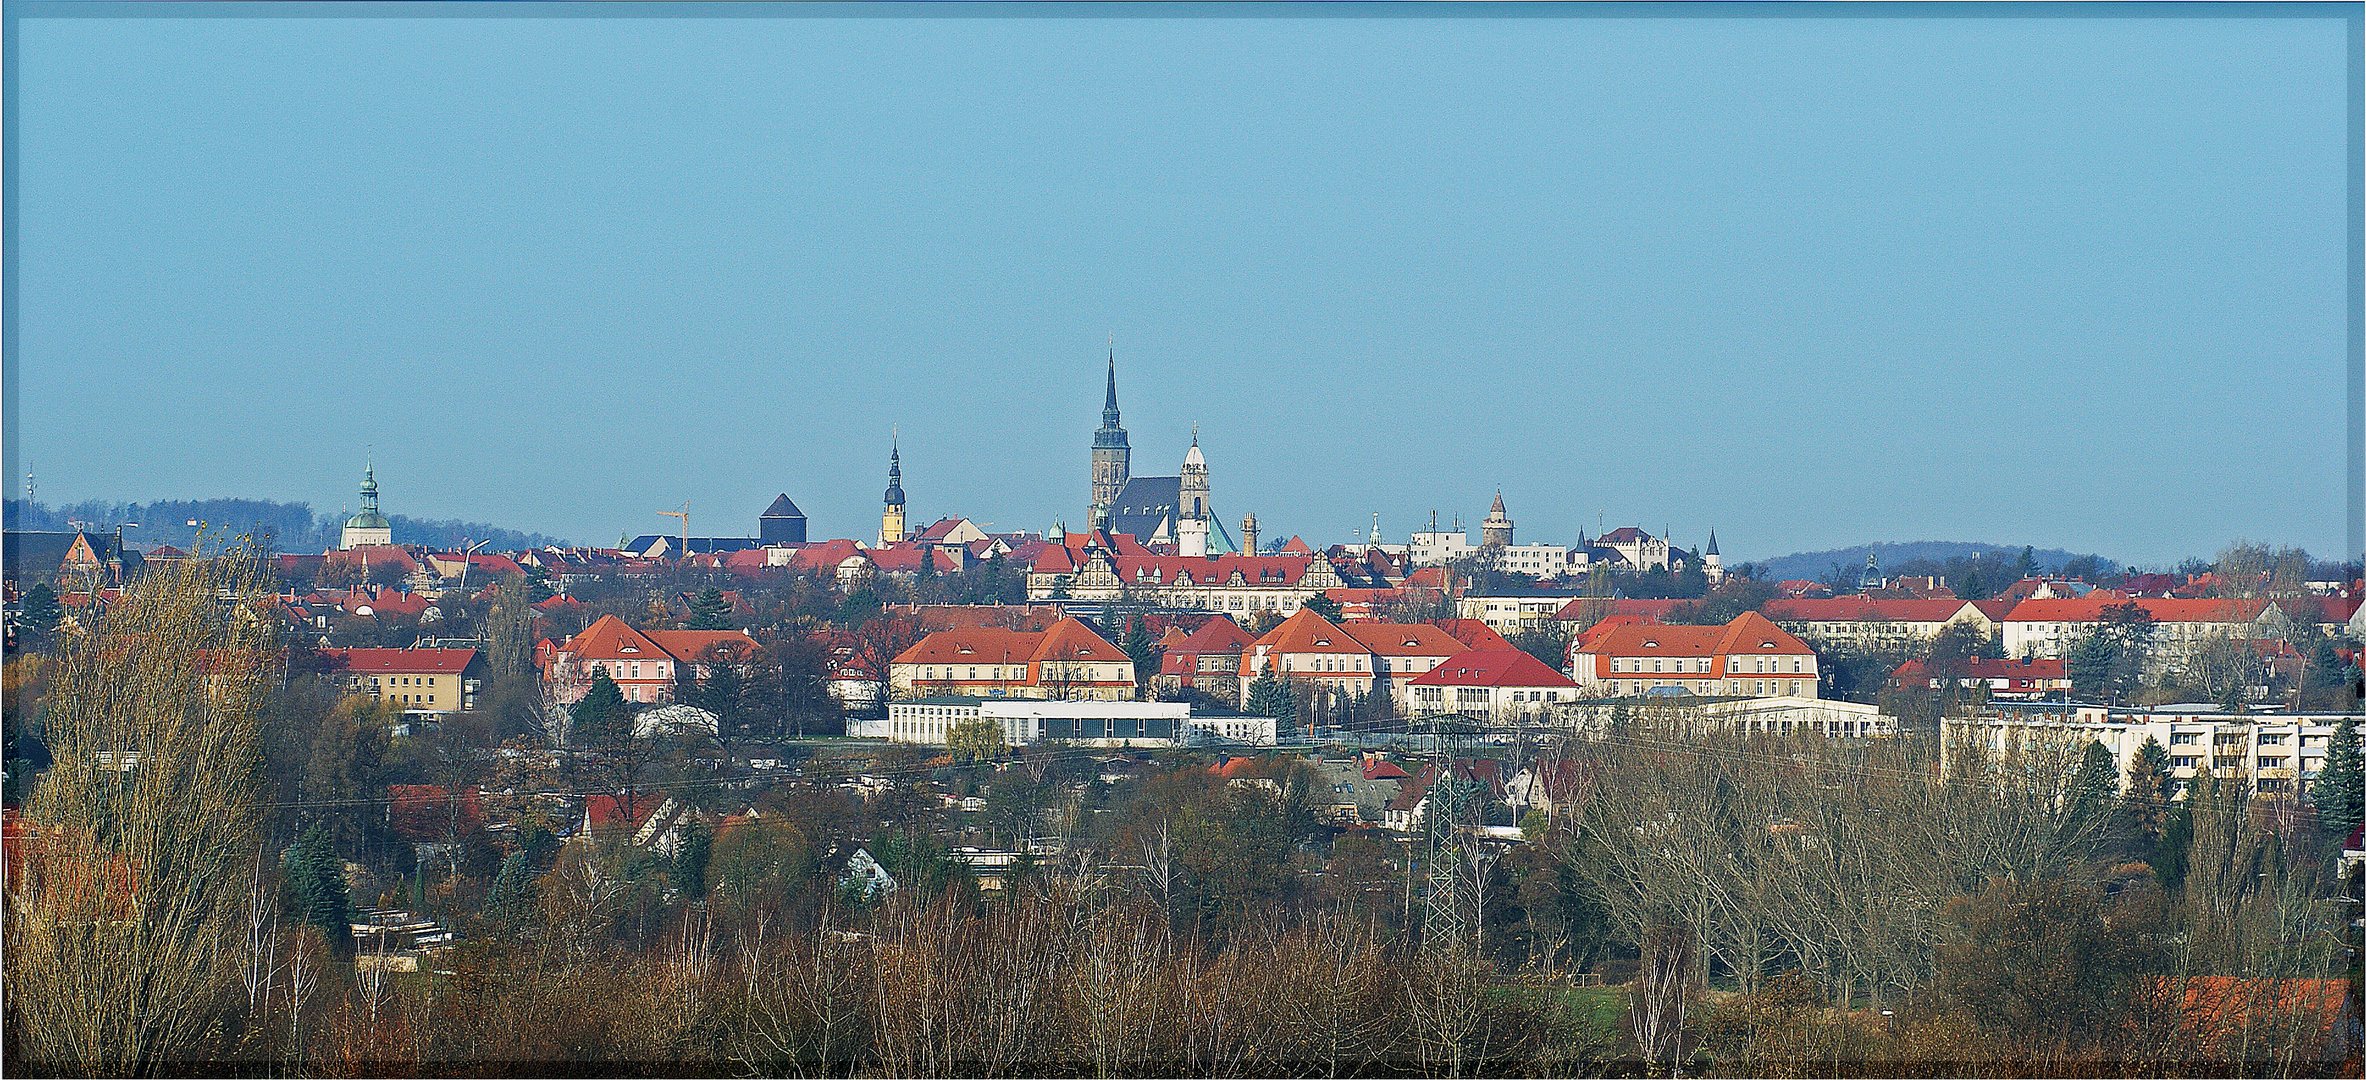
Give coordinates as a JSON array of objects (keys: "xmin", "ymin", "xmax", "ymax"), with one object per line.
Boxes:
[
  {"xmin": 1102, "ymin": 349, "xmax": 1122, "ymax": 426},
  {"xmin": 883, "ymin": 431, "xmax": 905, "ymax": 507},
  {"xmin": 1705, "ymin": 529, "xmax": 1719, "ymax": 556},
  {"xmin": 1183, "ymin": 422, "xmax": 1205, "ymax": 469},
  {"xmin": 1490, "ymin": 489, "xmax": 1506, "ymax": 516}
]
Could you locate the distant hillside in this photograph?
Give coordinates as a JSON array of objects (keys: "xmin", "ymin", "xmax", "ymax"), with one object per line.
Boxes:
[
  {"xmin": 2, "ymin": 497, "xmax": 568, "ymax": 554},
  {"xmin": 1746, "ymin": 541, "xmax": 2117, "ymax": 585}
]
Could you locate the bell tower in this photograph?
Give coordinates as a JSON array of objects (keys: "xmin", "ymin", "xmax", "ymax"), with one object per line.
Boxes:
[
  {"xmin": 879, "ymin": 434, "xmax": 907, "ymax": 547},
  {"xmin": 1089, "ymin": 350, "xmax": 1130, "ymax": 529}
]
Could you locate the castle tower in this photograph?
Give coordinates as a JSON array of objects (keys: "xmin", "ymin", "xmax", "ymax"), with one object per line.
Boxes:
[
  {"xmin": 879, "ymin": 436, "xmax": 907, "ymax": 547},
  {"xmin": 1089, "ymin": 350, "xmax": 1130, "ymax": 529},
  {"xmin": 339, "ymin": 461, "xmax": 393, "ymax": 550},
  {"xmin": 1704, "ymin": 528, "xmax": 1724, "ymax": 582},
  {"xmin": 1179, "ymin": 423, "xmax": 1209, "ymax": 523},
  {"xmin": 1240, "ymin": 513, "xmax": 1259, "ymax": 556},
  {"xmin": 1480, "ymin": 490, "xmax": 1515, "ymax": 548}
]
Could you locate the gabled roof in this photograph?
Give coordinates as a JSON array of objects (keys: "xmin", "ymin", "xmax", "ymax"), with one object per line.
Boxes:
[
  {"xmin": 1034, "ymin": 616, "xmax": 1125, "ymax": 663},
  {"xmin": 645, "ymin": 629, "xmax": 757, "ymax": 663},
  {"xmin": 1429, "ymin": 619, "xmax": 1515, "ymax": 652},
  {"xmin": 892, "ymin": 617, "xmax": 1126, "ymax": 669},
  {"xmin": 1409, "ymin": 649, "xmax": 1578, "ymax": 689},
  {"xmin": 1577, "ymin": 611, "xmax": 1812, "ymax": 661},
  {"xmin": 1338, "ymin": 620, "xmax": 1467, "ymax": 658},
  {"xmin": 1168, "ymin": 615, "xmax": 1253, "ymax": 656},
  {"xmin": 1249, "ymin": 607, "xmax": 1364, "ymax": 655},
  {"xmin": 558, "ymin": 614, "xmax": 667, "ymax": 665},
  {"xmin": 323, "ymin": 647, "xmax": 478, "ymax": 675}
]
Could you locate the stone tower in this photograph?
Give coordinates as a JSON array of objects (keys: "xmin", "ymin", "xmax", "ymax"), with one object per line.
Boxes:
[
  {"xmin": 1480, "ymin": 490, "xmax": 1515, "ymax": 548},
  {"xmin": 1089, "ymin": 351, "xmax": 1130, "ymax": 530},
  {"xmin": 1239, "ymin": 512, "xmax": 1259, "ymax": 556},
  {"xmin": 879, "ymin": 436, "xmax": 907, "ymax": 547}
]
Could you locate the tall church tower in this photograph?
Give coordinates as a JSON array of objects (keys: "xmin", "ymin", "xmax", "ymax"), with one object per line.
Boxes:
[
  {"xmin": 1179, "ymin": 423, "xmax": 1209, "ymax": 524},
  {"xmin": 339, "ymin": 461, "xmax": 392, "ymax": 550},
  {"xmin": 1089, "ymin": 351, "xmax": 1130, "ymax": 529},
  {"xmin": 879, "ymin": 436, "xmax": 907, "ymax": 547}
]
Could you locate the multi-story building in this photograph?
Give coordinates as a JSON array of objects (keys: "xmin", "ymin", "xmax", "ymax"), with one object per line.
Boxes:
[
  {"xmin": 1567, "ymin": 612, "xmax": 1819, "ymax": 699},
  {"xmin": 1237, "ymin": 608, "xmax": 1469, "ymax": 713},
  {"xmin": 1945, "ymin": 705, "xmax": 2352, "ymax": 798},
  {"xmin": 1762, "ymin": 597, "xmax": 1998, "ymax": 652},
  {"xmin": 322, "ymin": 647, "xmax": 482, "ymax": 723},
  {"xmin": 540, "ymin": 615, "xmax": 758, "ymax": 706},
  {"xmin": 857, "ymin": 696, "xmax": 1186, "ymax": 747},
  {"xmin": 1458, "ymin": 589, "xmax": 1589, "ymax": 633},
  {"xmin": 1030, "ymin": 542, "xmax": 1345, "ymax": 616},
  {"xmin": 1999, "ymin": 596, "xmax": 2277, "ymax": 670},
  {"xmin": 891, "ymin": 617, "xmax": 1135, "ymax": 701},
  {"xmin": 1405, "ymin": 649, "xmax": 1581, "ymax": 722},
  {"xmin": 1156, "ymin": 616, "xmax": 1253, "ymax": 699},
  {"xmin": 1408, "ymin": 515, "xmax": 1477, "ymax": 568}
]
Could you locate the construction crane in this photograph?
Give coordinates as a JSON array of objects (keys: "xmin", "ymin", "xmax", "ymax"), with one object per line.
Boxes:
[{"xmin": 658, "ymin": 502, "xmax": 690, "ymax": 561}]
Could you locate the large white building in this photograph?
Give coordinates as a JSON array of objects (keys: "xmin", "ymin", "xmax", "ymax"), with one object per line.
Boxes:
[
  {"xmin": 1944, "ymin": 705, "xmax": 2350, "ymax": 798},
  {"xmin": 858, "ymin": 697, "xmax": 1190, "ymax": 748}
]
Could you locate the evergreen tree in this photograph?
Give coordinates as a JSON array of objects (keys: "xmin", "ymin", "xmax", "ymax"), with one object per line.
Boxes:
[
  {"xmin": 2313, "ymin": 717, "xmax": 2363, "ymax": 839},
  {"xmin": 1245, "ymin": 663, "xmax": 1295, "ymax": 720},
  {"xmin": 2152, "ymin": 787, "xmax": 2196, "ymax": 892},
  {"xmin": 282, "ymin": 824, "xmax": 353, "ymax": 957},
  {"xmin": 485, "ymin": 850, "xmax": 536, "ymax": 925},
  {"xmin": 2068, "ymin": 630, "xmax": 2124, "ymax": 705},
  {"xmin": 2123, "ymin": 735, "xmax": 2174, "ymax": 841},
  {"xmin": 671, "ymin": 818, "xmax": 713, "ymax": 898},
  {"xmin": 687, "ymin": 586, "xmax": 732, "ymax": 629},
  {"xmin": 570, "ymin": 670, "xmax": 632, "ymax": 747},
  {"xmin": 19, "ymin": 583, "xmax": 60, "ymax": 644},
  {"xmin": 1119, "ymin": 617, "xmax": 1159, "ymax": 699},
  {"xmin": 2067, "ymin": 739, "xmax": 2119, "ymax": 830}
]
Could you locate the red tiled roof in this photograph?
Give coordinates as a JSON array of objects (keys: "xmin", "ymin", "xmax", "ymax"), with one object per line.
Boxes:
[
  {"xmin": 1572, "ymin": 612, "xmax": 1813, "ymax": 680},
  {"xmin": 1762, "ymin": 597, "xmax": 1980, "ymax": 623},
  {"xmin": 2002, "ymin": 597, "xmax": 2269, "ymax": 623},
  {"xmin": 1338, "ymin": 621, "xmax": 1466, "ymax": 658},
  {"xmin": 893, "ymin": 617, "xmax": 1126, "ymax": 669},
  {"xmin": 585, "ymin": 794, "xmax": 657, "ymax": 833},
  {"xmin": 644, "ymin": 629, "xmax": 757, "ymax": 663},
  {"xmin": 1429, "ymin": 619, "xmax": 1515, "ymax": 651},
  {"xmin": 1409, "ymin": 649, "xmax": 1578, "ymax": 689},
  {"xmin": 323, "ymin": 647, "xmax": 477, "ymax": 675}
]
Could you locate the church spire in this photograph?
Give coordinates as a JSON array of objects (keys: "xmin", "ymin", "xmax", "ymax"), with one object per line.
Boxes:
[{"xmin": 1101, "ymin": 348, "xmax": 1122, "ymax": 428}]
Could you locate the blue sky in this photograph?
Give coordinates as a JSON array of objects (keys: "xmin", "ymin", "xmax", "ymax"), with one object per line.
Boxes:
[{"xmin": 6, "ymin": 6, "xmax": 2354, "ymax": 566}]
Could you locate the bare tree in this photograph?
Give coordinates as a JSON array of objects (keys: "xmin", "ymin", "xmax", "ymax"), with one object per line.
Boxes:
[{"xmin": 5, "ymin": 546, "xmax": 280, "ymax": 1073}]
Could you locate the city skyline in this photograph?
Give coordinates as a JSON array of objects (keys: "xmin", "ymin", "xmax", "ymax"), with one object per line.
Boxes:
[{"xmin": 6, "ymin": 10, "xmax": 2355, "ymax": 566}]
